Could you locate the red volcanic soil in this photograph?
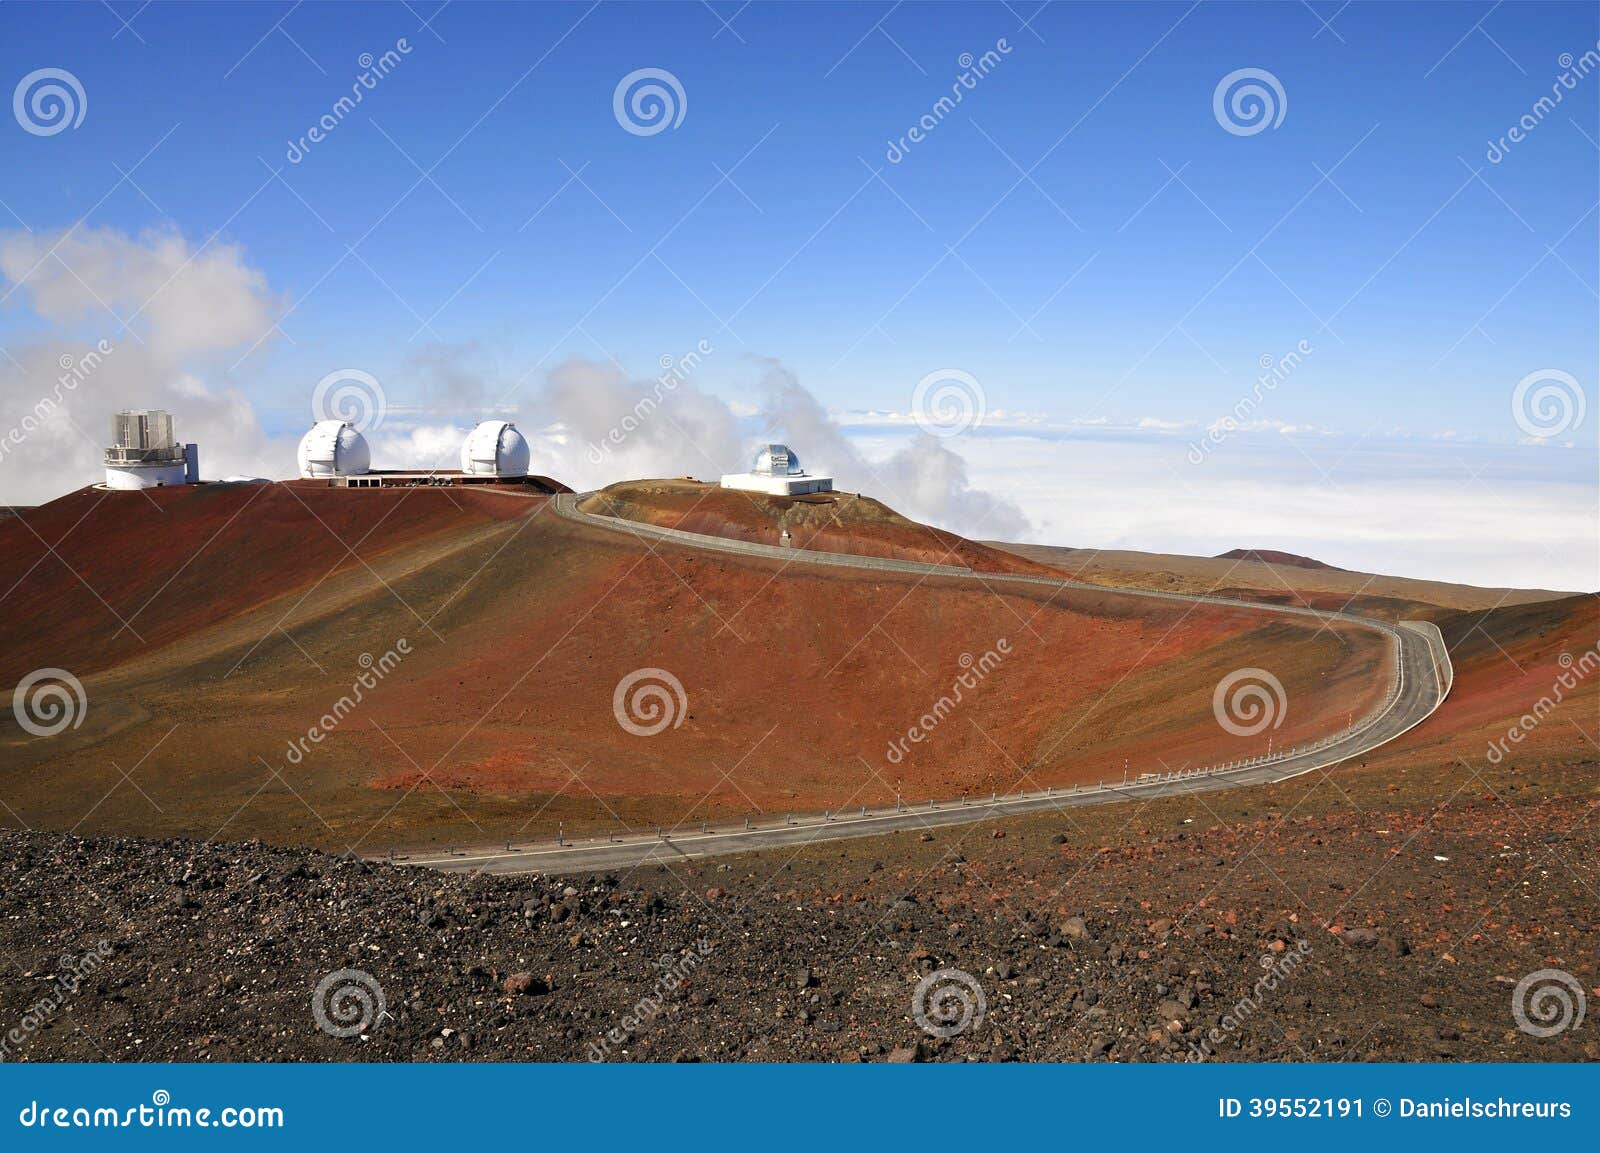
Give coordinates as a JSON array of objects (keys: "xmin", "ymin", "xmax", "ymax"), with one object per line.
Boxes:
[
  {"xmin": 0, "ymin": 479, "xmax": 1393, "ymax": 853},
  {"xmin": 1215, "ymin": 548, "xmax": 1338, "ymax": 571},
  {"xmin": 580, "ymin": 480, "xmax": 1056, "ymax": 575},
  {"xmin": 0, "ymin": 481, "xmax": 535, "ymax": 683},
  {"xmin": 1374, "ymin": 592, "xmax": 1599, "ymax": 772}
]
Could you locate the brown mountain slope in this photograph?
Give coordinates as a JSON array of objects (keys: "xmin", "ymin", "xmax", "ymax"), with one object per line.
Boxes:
[
  {"xmin": 992, "ymin": 541, "xmax": 1579, "ymax": 618},
  {"xmin": 582, "ymin": 479, "xmax": 1056, "ymax": 575},
  {"xmin": 0, "ymin": 481, "xmax": 533, "ymax": 684},
  {"xmin": 0, "ymin": 481, "xmax": 1388, "ymax": 852}
]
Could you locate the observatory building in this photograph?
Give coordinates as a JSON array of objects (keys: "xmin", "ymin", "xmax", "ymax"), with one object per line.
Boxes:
[
  {"xmin": 297, "ymin": 419, "xmax": 371, "ymax": 479},
  {"xmin": 303, "ymin": 418, "xmax": 554, "ymax": 489},
  {"xmin": 460, "ymin": 420, "xmax": 530, "ymax": 478},
  {"xmin": 104, "ymin": 410, "xmax": 199, "ymax": 490},
  {"xmin": 720, "ymin": 444, "xmax": 833, "ymax": 496}
]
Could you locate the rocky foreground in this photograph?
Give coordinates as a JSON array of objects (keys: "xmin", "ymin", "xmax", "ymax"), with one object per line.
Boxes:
[{"xmin": 0, "ymin": 757, "xmax": 1596, "ymax": 1063}]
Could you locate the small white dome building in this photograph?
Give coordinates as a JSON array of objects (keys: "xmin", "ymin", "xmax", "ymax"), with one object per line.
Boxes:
[
  {"xmin": 720, "ymin": 443, "xmax": 833, "ymax": 496},
  {"xmin": 460, "ymin": 420, "xmax": 530, "ymax": 478},
  {"xmin": 297, "ymin": 420, "xmax": 371, "ymax": 478}
]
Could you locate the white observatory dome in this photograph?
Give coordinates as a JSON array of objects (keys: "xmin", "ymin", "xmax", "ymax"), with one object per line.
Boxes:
[
  {"xmin": 297, "ymin": 419, "xmax": 371, "ymax": 478},
  {"xmin": 460, "ymin": 420, "xmax": 530, "ymax": 478},
  {"xmin": 751, "ymin": 444, "xmax": 804, "ymax": 476},
  {"xmin": 720, "ymin": 441, "xmax": 832, "ymax": 496}
]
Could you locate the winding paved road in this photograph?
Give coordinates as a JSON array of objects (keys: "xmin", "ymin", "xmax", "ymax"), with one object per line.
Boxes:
[{"xmin": 403, "ymin": 493, "xmax": 1451, "ymax": 876}]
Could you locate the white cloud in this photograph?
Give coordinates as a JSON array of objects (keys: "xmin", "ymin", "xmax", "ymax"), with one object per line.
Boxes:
[{"xmin": 0, "ymin": 226, "xmax": 289, "ymax": 498}]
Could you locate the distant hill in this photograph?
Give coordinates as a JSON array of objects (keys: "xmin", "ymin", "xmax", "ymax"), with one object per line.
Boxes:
[{"xmin": 1215, "ymin": 548, "xmax": 1339, "ymax": 571}]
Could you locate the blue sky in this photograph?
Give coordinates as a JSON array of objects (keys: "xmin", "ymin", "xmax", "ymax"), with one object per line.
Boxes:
[{"xmin": 0, "ymin": 1, "xmax": 1595, "ymax": 586}]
